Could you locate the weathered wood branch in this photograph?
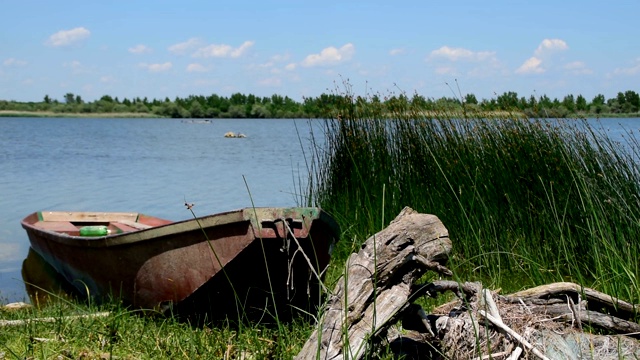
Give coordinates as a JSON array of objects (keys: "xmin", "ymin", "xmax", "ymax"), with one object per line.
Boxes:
[
  {"xmin": 505, "ymin": 282, "xmax": 639, "ymax": 319},
  {"xmin": 296, "ymin": 208, "xmax": 640, "ymax": 359},
  {"xmin": 295, "ymin": 207, "xmax": 452, "ymax": 360}
]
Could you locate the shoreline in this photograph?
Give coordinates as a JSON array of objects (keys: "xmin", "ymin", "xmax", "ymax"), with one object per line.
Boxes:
[{"xmin": 0, "ymin": 109, "xmax": 638, "ymax": 119}]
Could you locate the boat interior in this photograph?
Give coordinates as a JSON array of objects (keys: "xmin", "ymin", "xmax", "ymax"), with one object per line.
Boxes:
[{"xmin": 25, "ymin": 211, "xmax": 173, "ymax": 236}]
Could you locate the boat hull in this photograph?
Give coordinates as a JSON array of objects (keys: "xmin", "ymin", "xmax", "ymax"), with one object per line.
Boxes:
[{"xmin": 21, "ymin": 207, "xmax": 339, "ymax": 322}]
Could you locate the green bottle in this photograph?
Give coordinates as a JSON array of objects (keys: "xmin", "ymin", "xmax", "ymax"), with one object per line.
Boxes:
[{"xmin": 79, "ymin": 225, "xmax": 109, "ymax": 237}]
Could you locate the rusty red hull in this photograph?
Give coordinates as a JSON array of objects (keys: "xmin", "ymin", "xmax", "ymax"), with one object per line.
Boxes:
[{"xmin": 21, "ymin": 207, "xmax": 339, "ymax": 322}]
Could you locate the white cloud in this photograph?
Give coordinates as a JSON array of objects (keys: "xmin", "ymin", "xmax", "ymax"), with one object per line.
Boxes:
[
  {"xmin": 429, "ymin": 46, "xmax": 495, "ymax": 62},
  {"xmin": 516, "ymin": 38, "xmax": 569, "ymax": 75},
  {"xmin": 285, "ymin": 63, "xmax": 296, "ymax": 71},
  {"xmin": 192, "ymin": 41, "xmax": 254, "ymax": 58},
  {"xmin": 186, "ymin": 63, "xmax": 210, "ymax": 72},
  {"xmin": 64, "ymin": 60, "xmax": 82, "ymax": 69},
  {"xmin": 139, "ymin": 62, "xmax": 172, "ymax": 72},
  {"xmin": 516, "ymin": 57, "xmax": 544, "ymax": 74},
  {"xmin": 129, "ymin": 44, "xmax": 152, "ymax": 54},
  {"xmin": 270, "ymin": 53, "xmax": 291, "ymax": 62},
  {"xmin": 256, "ymin": 53, "xmax": 291, "ymax": 69},
  {"xmin": 168, "ymin": 38, "xmax": 201, "ymax": 55},
  {"xmin": 564, "ymin": 61, "xmax": 593, "ymax": 75},
  {"xmin": 251, "ymin": 61, "xmax": 274, "ymax": 70},
  {"xmin": 100, "ymin": 75, "xmax": 116, "ymax": 83},
  {"xmin": 3, "ymin": 58, "xmax": 27, "ymax": 66},
  {"xmin": 435, "ymin": 66, "xmax": 457, "ymax": 75},
  {"xmin": 301, "ymin": 43, "xmax": 355, "ymax": 67},
  {"xmin": 63, "ymin": 60, "xmax": 91, "ymax": 74},
  {"xmin": 534, "ymin": 38, "xmax": 568, "ymax": 56},
  {"xmin": 427, "ymin": 45, "xmax": 503, "ymax": 78},
  {"xmin": 259, "ymin": 77, "xmax": 282, "ymax": 86},
  {"xmin": 612, "ymin": 58, "xmax": 640, "ymax": 76},
  {"xmin": 389, "ymin": 48, "xmax": 405, "ymax": 56},
  {"xmin": 46, "ymin": 27, "xmax": 90, "ymax": 47}
]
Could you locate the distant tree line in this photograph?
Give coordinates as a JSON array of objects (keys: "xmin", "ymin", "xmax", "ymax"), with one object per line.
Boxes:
[{"xmin": 1, "ymin": 90, "xmax": 639, "ymax": 118}]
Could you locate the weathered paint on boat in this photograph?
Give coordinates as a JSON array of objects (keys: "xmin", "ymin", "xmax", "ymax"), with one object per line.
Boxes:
[{"xmin": 21, "ymin": 207, "xmax": 339, "ymax": 322}]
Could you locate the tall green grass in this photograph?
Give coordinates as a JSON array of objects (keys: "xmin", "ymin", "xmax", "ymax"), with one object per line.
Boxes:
[
  {"xmin": 307, "ymin": 93, "xmax": 640, "ymax": 306},
  {"xmin": 0, "ymin": 300, "xmax": 307, "ymax": 359}
]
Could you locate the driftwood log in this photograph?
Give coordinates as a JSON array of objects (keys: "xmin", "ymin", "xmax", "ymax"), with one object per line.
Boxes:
[
  {"xmin": 296, "ymin": 207, "xmax": 453, "ymax": 360},
  {"xmin": 403, "ymin": 281, "xmax": 640, "ymax": 359},
  {"xmin": 296, "ymin": 207, "xmax": 640, "ymax": 360}
]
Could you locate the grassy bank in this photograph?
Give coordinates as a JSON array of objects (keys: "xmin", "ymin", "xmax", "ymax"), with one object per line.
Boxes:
[{"xmin": 0, "ymin": 301, "xmax": 310, "ymax": 359}]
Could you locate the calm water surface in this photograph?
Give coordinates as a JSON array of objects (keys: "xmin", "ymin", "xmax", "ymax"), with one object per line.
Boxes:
[
  {"xmin": 0, "ymin": 117, "xmax": 321, "ymax": 302},
  {"xmin": 1, "ymin": 117, "xmax": 638, "ymax": 303}
]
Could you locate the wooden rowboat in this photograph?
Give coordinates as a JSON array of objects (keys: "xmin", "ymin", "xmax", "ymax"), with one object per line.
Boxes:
[{"xmin": 21, "ymin": 207, "xmax": 339, "ymax": 323}]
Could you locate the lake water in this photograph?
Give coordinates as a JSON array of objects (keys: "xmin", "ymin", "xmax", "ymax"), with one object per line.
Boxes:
[
  {"xmin": 0, "ymin": 117, "xmax": 322, "ymax": 303},
  {"xmin": 1, "ymin": 116, "xmax": 638, "ymax": 303}
]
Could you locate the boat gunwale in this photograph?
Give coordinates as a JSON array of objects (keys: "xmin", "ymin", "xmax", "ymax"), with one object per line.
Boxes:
[{"xmin": 21, "ymin": 207, "xmax": 337, "ymax": 248}]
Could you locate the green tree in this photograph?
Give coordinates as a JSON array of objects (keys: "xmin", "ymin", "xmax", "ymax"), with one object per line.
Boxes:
[
  {"xmin": 250, "ymin": 103, "xmax": 271, "ymax": 118},
  {"xmin": 134, "ymin": 102, "xmax": 149, "ymax": 113},
  {"xmin": 562, "ymin": 94, "xmax": 575, "ymax": 113},
  {"xmin": 302, "ymin": 97, "xmax": 319, "ymax": 117},
  {"xmin": 154, "ymin": 101, "xmax": 188, "ymax": 118},
  {"xmin": 230, "ymin": 93, "xmax": 247, "ymax": 105},
  {"xmin": 519, "ymin": 96, "xmax": 528, "ymax": 110},
  {"xmin": 590, "ymin": 94, "xmax": 606, "ymax": 114},
  {"xmin": 496, "ymin": 91, "xmax": 519, "ymax": 110},
  {"xmin": 538, "ymin": 94, "xmax": 552, "ymax": 109},
  {"xmin": 64, "ymin": 93, "xmax": 75, "ymax": 104},
  {"xmin": 100, "ymin": 95, "xmax": 114, "ymax": 103},
  {"xmin": 227, "ymin": 104, "xmax": 247, "ymax": 118},
  {"xmin": 283, "ymin": 96, "xmax": 298, "ymax": 113},
  {"xmin": 526, "ymin": 95, "xmax": 537, "ymax": 109},
  {"xmin": 575, "ymin": 95, "xmax": 588, "ymax": 112},
  {"xmin": 411, "ymin": 93, "xmax": 428, "ymax": 108},
  {"xmin": 479, "ymin": 98, "xmax": 497, "ymax": 111},
  {"xmin": 624, "ymin": 90, "xmax": 639, "ymax": 112},
  {"xmin": 97, "ymin": 99, "xmax": 115, "ymax": 112},
  {"xmin": 464, "ymin": 93, "xmax": 478, "ymax": 105},
  {"xmin": 189, "ymin": 101, "xmax": 204, "ymax": 118},
  {"xmin": 592, "ymin": 94, "xmax": 606, "ymax": 106}
]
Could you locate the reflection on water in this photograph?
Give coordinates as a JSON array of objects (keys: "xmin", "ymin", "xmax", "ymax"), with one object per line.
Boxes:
[{"xmin": 21, "ymin": 247, "xmax": 78, "ymax": 306}]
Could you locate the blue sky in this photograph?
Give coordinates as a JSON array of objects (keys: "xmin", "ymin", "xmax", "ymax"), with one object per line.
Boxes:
[{"xmin": 1, "ymin": 0, "xmax": 638, "ymax": 103}]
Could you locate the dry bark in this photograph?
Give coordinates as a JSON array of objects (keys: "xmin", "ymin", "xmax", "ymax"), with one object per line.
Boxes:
[
  {"xmin": 503, "ymin": 282, "xmax": 640, "ymax": 335},
  {"xmin": 295, "ymin": 207, "xmax": 452, "ymax": 360},
  {"xmin": 414, "ymin": 283, "xmax": 640, "ymax": 359}
]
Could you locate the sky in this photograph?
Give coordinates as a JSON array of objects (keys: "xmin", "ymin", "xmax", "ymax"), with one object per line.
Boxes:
[{"xmin": 1, "ymin": 0, "xmax": 638, "ymax": 103}]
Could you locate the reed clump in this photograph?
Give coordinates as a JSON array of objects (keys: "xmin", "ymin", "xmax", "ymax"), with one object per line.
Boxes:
[{"xmin": 307, "ymin": 90, "xmax": 640, "ymax": 308}]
